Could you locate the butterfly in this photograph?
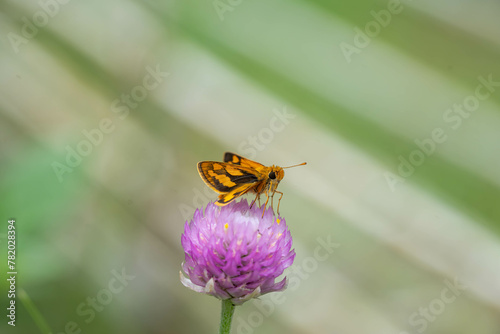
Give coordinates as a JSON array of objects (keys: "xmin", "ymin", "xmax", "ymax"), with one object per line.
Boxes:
[{"xmin": 197, "ymin": 152, "xmax": 306, "ymax": 216}]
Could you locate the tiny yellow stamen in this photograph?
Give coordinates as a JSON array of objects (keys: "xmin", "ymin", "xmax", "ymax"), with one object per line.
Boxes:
[
  {"xmin": 224, "ymin": 223, "xmax": 229, "ymax": 230},
  {"xmin": 276, "ymin": 218, "xmax": 281, "ymax": 224}
]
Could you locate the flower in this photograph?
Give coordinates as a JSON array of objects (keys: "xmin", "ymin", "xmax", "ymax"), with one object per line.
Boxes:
[{"xmin": 180, "ymin": 200, "xmax": 295, "ymax": 305}]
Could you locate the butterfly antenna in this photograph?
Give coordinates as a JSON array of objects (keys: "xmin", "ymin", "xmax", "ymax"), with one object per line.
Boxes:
[{"xmin": 282, "ymin": 162, "xmax": 307, "ymax": 169}]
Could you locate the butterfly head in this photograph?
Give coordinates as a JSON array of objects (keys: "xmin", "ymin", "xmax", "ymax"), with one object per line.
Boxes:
[{"xmin": 268, "ymin": 166, "xmax": 285, "ymax": 193}]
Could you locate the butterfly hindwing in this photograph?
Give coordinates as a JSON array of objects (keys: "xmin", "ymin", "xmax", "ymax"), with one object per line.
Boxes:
[{"xmin": 216, "ymin": 184, "xmax": 255, "ymax": 205}]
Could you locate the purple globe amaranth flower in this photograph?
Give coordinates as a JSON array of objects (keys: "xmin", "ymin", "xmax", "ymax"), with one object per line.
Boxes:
[{"xmin": 180, "ymin": 200, "xmax": 295, "ymax": 305}]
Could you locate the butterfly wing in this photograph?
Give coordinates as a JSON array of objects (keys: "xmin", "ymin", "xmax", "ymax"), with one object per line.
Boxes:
[
  {"xmin": 216, "ymin": 184, "xmax": 255, "ymax": 205},
  {"xmin": 224, "ymin": 152, "xmax": 245, "ymax": 165},
  {"xmin": 224, "ymin": 152, "xmax": 267, "ymax": 170},
  {"xmin": 197, "ymin": 161, "xmax": 263, "ymax": 205}
]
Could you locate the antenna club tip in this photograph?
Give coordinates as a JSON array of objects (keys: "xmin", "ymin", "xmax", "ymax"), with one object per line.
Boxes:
[{"xmin": 282, "ymin": 162, "xmax": 308, "ymax": 169}]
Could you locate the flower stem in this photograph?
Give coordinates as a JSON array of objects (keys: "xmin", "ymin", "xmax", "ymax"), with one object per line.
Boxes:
[{"xmin": 219, "ymin": 299, "xmax": 236, "ymax": 334}]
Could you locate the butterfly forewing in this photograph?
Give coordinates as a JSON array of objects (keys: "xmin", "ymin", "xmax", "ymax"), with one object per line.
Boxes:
[
  {"xmin": 224, "ymin": 152, "xmax": 246, "ymax": 165},
  {"xmin": 224, "ymin": 152, "xmax": 266, "ymax": 171},
  {"xmin": 197, "ymin": 161, "xmax": 260, "ymax": 195}
]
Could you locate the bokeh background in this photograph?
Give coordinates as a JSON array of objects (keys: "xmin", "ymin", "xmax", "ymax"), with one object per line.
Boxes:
[{"xmin": 1, "ymin": 0, "xmax": 500, "ymax": 333}]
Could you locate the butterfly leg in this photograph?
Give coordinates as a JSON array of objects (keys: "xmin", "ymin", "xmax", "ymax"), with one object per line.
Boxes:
[
  {"xmin": 271, "ymin": 192, "xmax": 274, "ymax": 212},
  {"xmin": 250, "ymin": 193, "xmax": 260, "ymax": 209},
  {"xmin": 261, "ymin": 190, "xmax": 270, "ymax": 218},
  {"xmin": 271, "ymin": 190, "xmax": 279, "ymax": 213},
  {"xmin": 274, "ymin": 191, "xmax": 284, "ymax": 215}
]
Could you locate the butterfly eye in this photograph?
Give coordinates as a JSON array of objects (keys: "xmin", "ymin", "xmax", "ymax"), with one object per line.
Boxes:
[{"xmin": 268, "ymin": 171, "xmax": 276, "ymax": 179}]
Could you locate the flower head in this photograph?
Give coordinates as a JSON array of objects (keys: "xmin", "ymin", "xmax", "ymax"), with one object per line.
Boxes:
[{"xmin": 180, "ymin": 200, "xmax": 295, "ymax": 305}]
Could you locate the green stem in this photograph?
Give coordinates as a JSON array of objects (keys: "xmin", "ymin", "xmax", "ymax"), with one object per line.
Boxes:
[{"xmin": 219, "ymin": 299, "xmax": 236, "ymax": 334}]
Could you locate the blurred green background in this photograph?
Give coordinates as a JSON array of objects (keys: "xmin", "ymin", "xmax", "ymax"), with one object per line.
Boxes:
[{"xmin": 1, "ymin": 0, "xmax": 500, "ymax": 333}]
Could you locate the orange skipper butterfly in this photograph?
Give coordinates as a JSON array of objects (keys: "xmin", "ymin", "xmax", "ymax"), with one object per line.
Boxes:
[{"xmin": 197, "ymin": 152, "xmax": 306, "ymax": 216}]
